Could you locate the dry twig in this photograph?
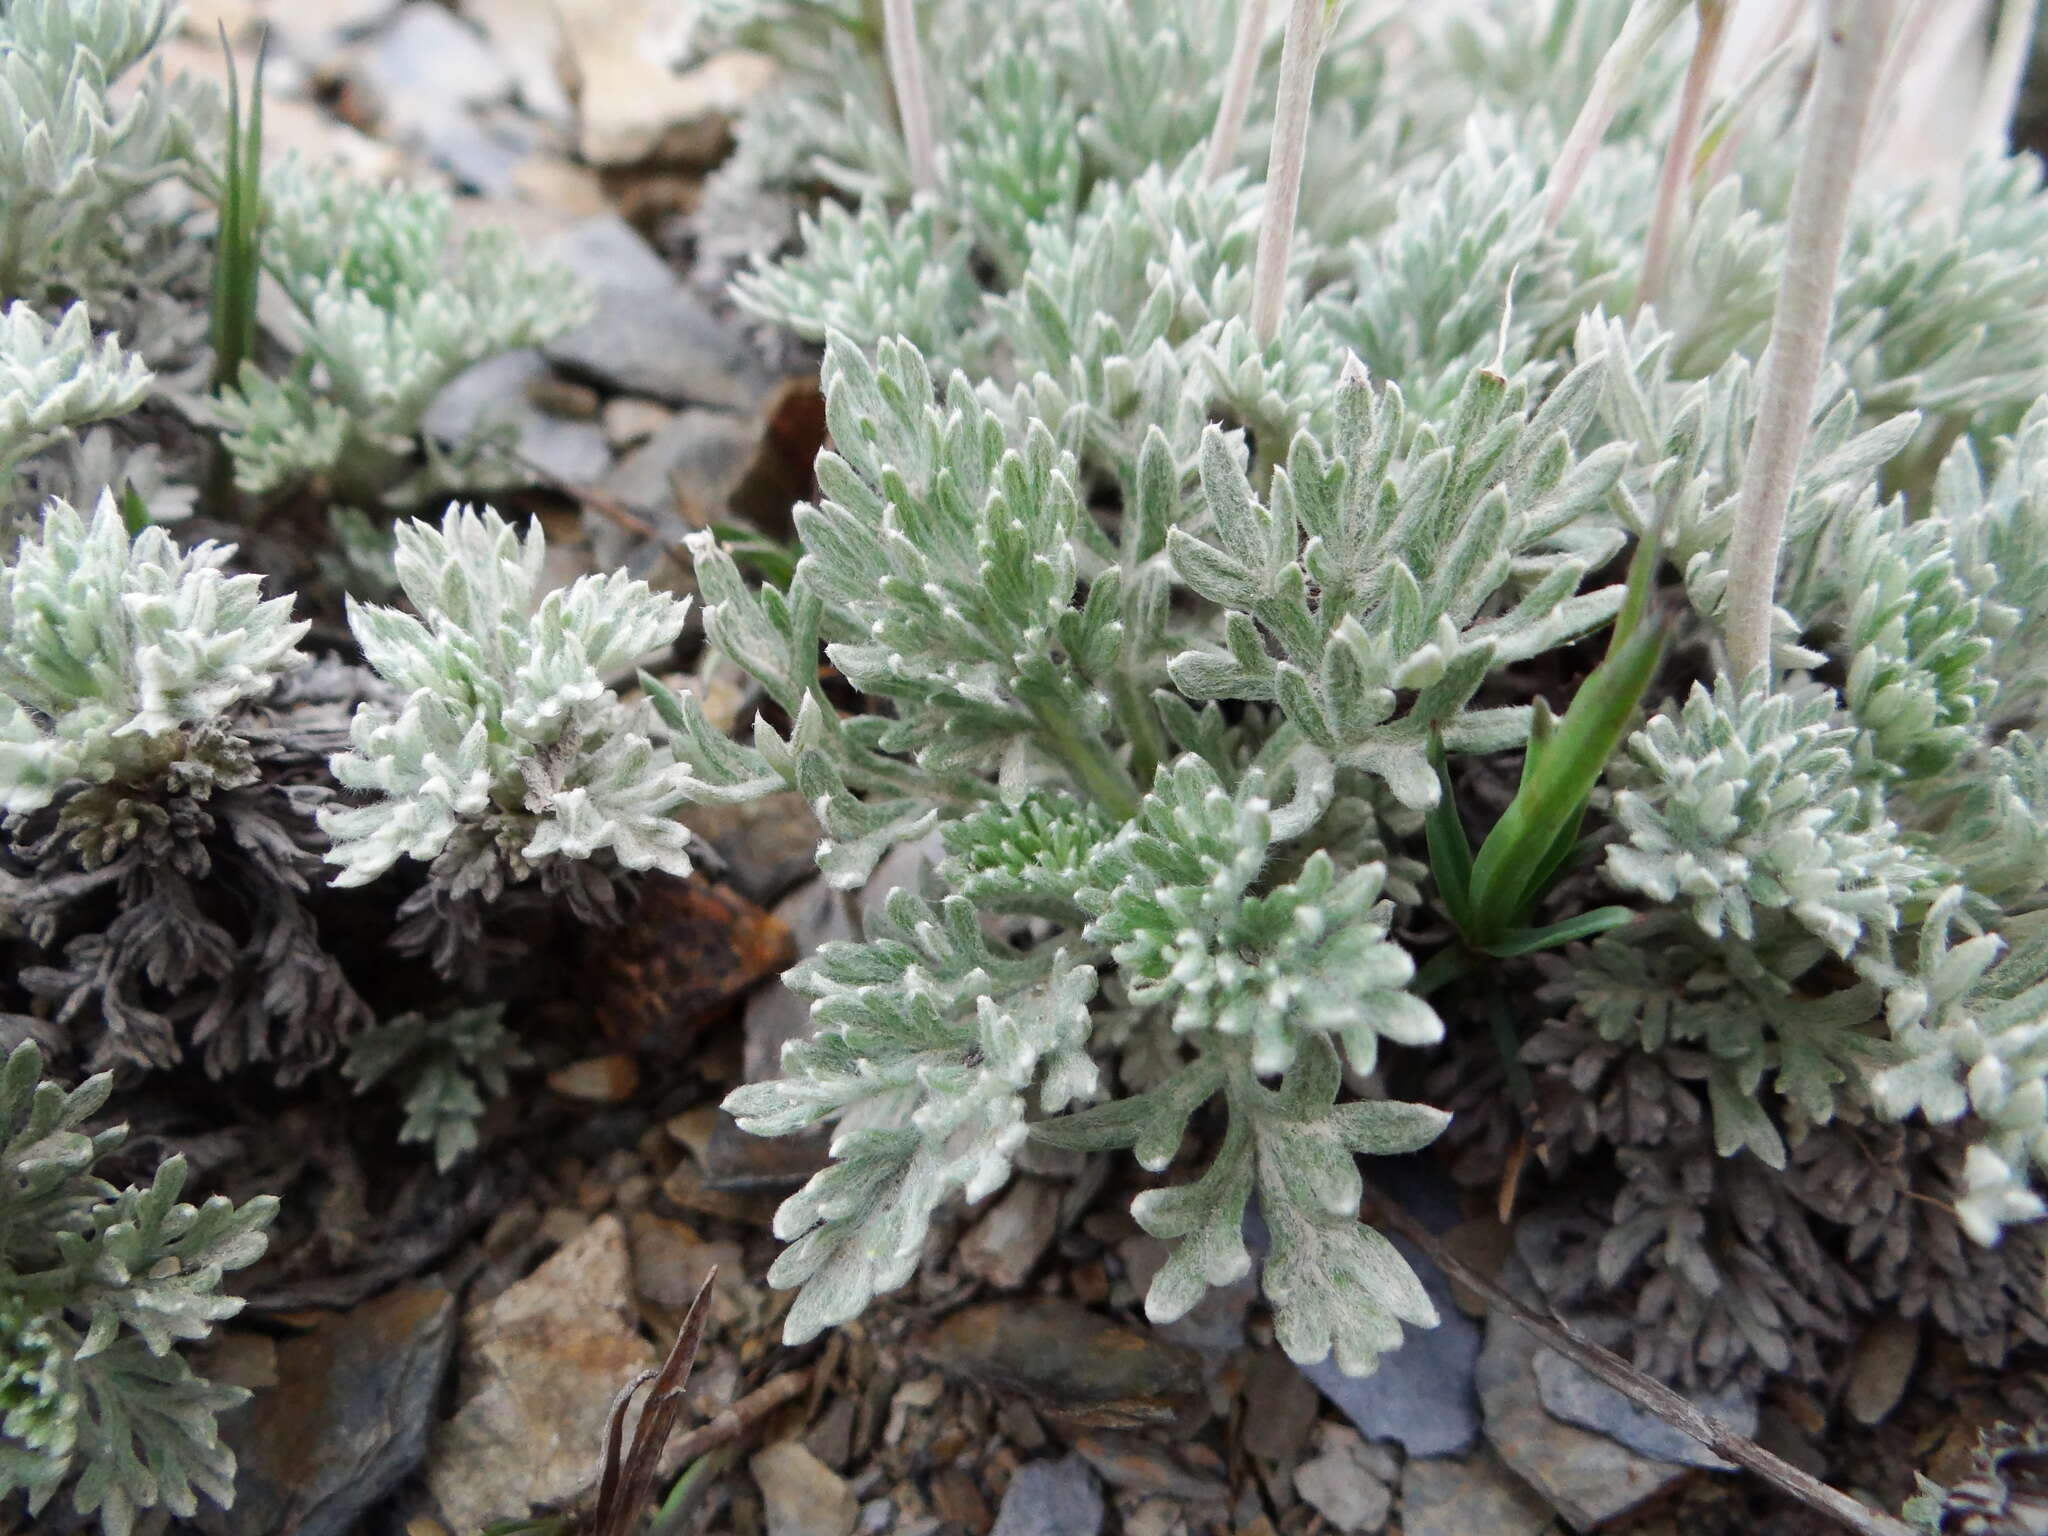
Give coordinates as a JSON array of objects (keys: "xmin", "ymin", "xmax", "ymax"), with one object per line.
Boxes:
[
  {"xmin": 661, "ymin": 1367, "xmax": 815, "ymax": 1467},
  {"xmin": 1363, "ymin": 1189, "xmax": 1918, "ymax": 1536}
]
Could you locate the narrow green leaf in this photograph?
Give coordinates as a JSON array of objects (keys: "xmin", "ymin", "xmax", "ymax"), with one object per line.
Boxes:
[
  {"xmin": 1520, "ymin": 797, "xmax": 1591, "ymax": 911},
  {"xmin": 1424, "ymin": 731, "xmax": 1474, "ymax": 931},
  {"xmin": 1479, "ymin": 905, "xmax": 1637, "ymax": 957},
  {"xmin": 1466, "ymin": 622, "xmax": 1665, "ymax": 941}
]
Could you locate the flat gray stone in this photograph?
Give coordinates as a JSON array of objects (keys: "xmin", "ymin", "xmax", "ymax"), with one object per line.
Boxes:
[
  {"xmin": 1399, "ymin": 1446, "xmax": 1555, "ymax": 1536},
  {"xmin": 960, "ymin": 1177, "xmax": 1063, "ymax": 1290},
  {"xmin": 1531, "ymin": 1348, "xmax": 1751, "ymax": 1470},
  {"xmin": 206, "ymin": 1286, "xmax": 456, "ymax": 1536},
  {"xmin": 1475, "ymin": 1256, "xmax": 1692, "ymax": 1530},
  {"xmin": 990, "ymin": 1454, "xmax": 1105, "ymax": 1536},
  {"xmin": 1241, "ymin": 1347, "xmax": 1322, "ymax": 1463},
  {"xmin": 601, "ymin": 405, "xmax": 755, "ymax": 511},
  {"xmin": 542, "ymin": 215, "xmax": 768, "ymax": 409},
  {"xmin": 262, "ymin": 0, "xmax": 400, "ymax": 70},
  {"xmin": 422, "ymin": 349, "xmax": 611, "ymax": 486},
  {"xmin": 1293, "ymin": 1424, "xmax": 1396, "ymax": 1532},
  {"xmin": 349, "ymin": 5, "xmax": 511, "ymax": 157}
]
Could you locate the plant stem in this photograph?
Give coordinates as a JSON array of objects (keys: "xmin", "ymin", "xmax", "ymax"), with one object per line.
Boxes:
[
  {"xmin": 1637, "ymin": 2, "xmax": 1728, "ymax": 315},
  {"xmin": 1362, "ymin": 1190, "xmax": 1919, "ymax": 1536},
  {"xmin": 880, "ymin": 0, "xmax": 936, "ymax": 194},
  {"xmin": 1110, "ymin": 668, "xmax": 1168, "ymax": 788},
  {"xmin": 658, "ymin": 1368, "xmax": 812, "ymax": 1467},
  {"xmin": 1695, "ymin": 0, "xmax": 1808, "ymax": 192},
  {"xmin": 1972, "ymin": 0, "xmax": 2041, "ymax": 153},
  {"xmin": 1870, "ymin": 0, "xmax": 1957, "ymax": 163},
  {"xmin": 1033, "ymin": 697, "xmax": 1142, "ymax": 820},
  {"xmin": 1205, "ymin": 0, "xmax": 1273, "ymax": 183},
  {"xmin": 1543, "ymin": 0, "xmax": 1691, "ymax": 234},
  {"xmin": 1412, "ymin": 945, "xmax": 1468, "ymax": 998},
  {"xmin": 1487, "ymin": 991, "xmax": 1535, "ymax": 1107},
  {"xmin": 1722, "ymin": 0, "xmax": 1896, "ymax": 683},
  {"xmin": 1249, "ymin": 0, "xmax": 1339, "ymax": 344},
  {"xmin": 651, "ymin": 1446, "xmax": 732, "ymax": 1536}
]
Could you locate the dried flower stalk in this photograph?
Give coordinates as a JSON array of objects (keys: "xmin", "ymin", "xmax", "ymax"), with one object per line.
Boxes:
[{"xmin": 1722, "ymin": 0, "xmax": 1897, "ymax": 681}]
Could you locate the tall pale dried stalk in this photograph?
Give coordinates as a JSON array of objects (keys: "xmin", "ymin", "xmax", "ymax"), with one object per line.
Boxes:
[
  {"xmin": 1542, "ymin": 0, "xmax": 1690, "ymax": 234},
  {"xmin": 1205, "ymin": 0, "xmax": 1274, "ymax": 182},
  {"xmin": 1722, "ymin": 0, "xmax": 1898, "ymax": 682},
  {"xmin": 882, "ymin": 0, "xmax": 936, "ymax": 193},
  {"xmin": 1973, "ymin": 0, "xmax": 2042, "ymax": 153},
  {"xmin": 1249, "ymin": 0, "xmax": 1339, "ymax": 343},
  {"xmin": 1638, "ymin": 2, "xmax": 1729, "ymax": 314}
]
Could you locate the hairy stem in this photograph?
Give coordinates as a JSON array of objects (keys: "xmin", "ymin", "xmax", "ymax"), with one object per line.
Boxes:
[
  {"xmin": 1637, "ymin": 2, "xmax": 1728, "ymax": 314},
  {"xmin": 1972, "ymin": 0, "xmax": 2041, "ymax": 153},
  {"xmin": 1205, "ymin": 0, "xmax": 1273, "ymax": 182},
  {"xmin": 1364, "ymin": 1192, "xmax": 1918, "ymax": 1536},
  {"xmin": 1032, "ymin": 698, "xmax": 1142, "ymax": 820},
  {"xmin": 881, "ymin": 0, "xmax": 936, "ymax": 194},
  {"xmin": 1249, "ymin": 0, "xmax": 1339, "ymax": 344},
  {"xmin": 1696, "ymin": 0, "xmax": 1806, "ymax": 191},
  {"xmin": 1110, "ymin": 668, "xmax": 1168, "ymax": 788},
  {"xmin": 1722, "ymin": 0, "xmax": 1896, "ymax": 682},
  {"xmin": 1543, "ymin": 0, "xmax": 1691, "ymax": 234}
]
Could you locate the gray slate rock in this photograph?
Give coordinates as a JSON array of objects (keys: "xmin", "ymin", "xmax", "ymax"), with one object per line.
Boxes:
[
  {"xmin": 206, "ymin": 1286, "xmax": 456, "ymax": 1536},
  {"xmin": 591, "ymin": 405, "xmax": 757, "ymax": 573},
  {"xmin": 1293, "ymin": 1424, "xmax": 1397, "ymax": 1532},
  {"xmin": 264, "ymin": 0, "xmax": 400, "ymax": 71},
  {"xmin": 1532, "ymin": 1347, "xmax": 1752, "ymax": 1470},
  {"xmin": 1509, "ymin": 1202, "xmax": 1759, "ymax": 1468},
  {"xmin": 542, "ymin": 215, "xmax": 768, "ymax": 409},
  {"xmin": 1475, "ymin": 1256, "xmax": 1692, "ymax": 1530},
  {"xmin": 990, "ymin": 1454, "xmax": 1106, "ymax": 1536},
  {"xmin": 413, "ymin": 106, "xmax": 541, "ymax": 197},
  {"xmin": 602, "ymin": 407, "xmax": 755, "ymax": 514},
  {"xmin": 422, "ymin": 349, "xmax": 611, "ymax": 486},
  {"xmin": 1252, "ymin": 1158, "xmax": 1483, "ymax": 1457},
  {"xmin": 358, "ymin": 3, "xmax": 512, "ymax": 106},
  {"xmin": 1399, "ymin": 1446, "xmax": 1555, "ymax": 1536}
]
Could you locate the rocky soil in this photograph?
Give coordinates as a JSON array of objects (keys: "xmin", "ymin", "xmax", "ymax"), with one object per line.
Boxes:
[{"xmin": 97, "ymin": 6, "xmax": 2044, "ymax": 1536}]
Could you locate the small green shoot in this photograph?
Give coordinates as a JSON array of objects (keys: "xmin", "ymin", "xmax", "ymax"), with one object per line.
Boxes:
[
  {"xmin": 204, "ymin": 24, "xmax": 266, "ymax": 518},
  {"xmin": 209, "ymin": 25, "xmax": 266, "ymax": 394},
  {"xmin": 1423, "ymin": 522, "xmax": 1666, "ymax": 979}
]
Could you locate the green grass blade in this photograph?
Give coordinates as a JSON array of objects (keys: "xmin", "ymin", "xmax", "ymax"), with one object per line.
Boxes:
[
  {"xmin": 1480, "ymin": 905, "xmax": 1637, "ymax": 957},
  {"xmin": 1514, "ymin": 697, "xmax": 1557, "ymax": 797},
  {"xmin": 1466, "ymin": 622, "xmax": 1664, "ymax": 941},
  {"xmin": 1463, "ymin": 519, "xmax": 1667, "ymax": 940},
  {"xmin": 1425, "ymin": 730, "xmax": 1475, "ymax": 931},
  {"xmin": 1520, "ymin": 795, "xmax": 1592, "ymax": 911},
  {"xmin": 208, "ymin": 24, "xmax": 265, "ymax": 394}
]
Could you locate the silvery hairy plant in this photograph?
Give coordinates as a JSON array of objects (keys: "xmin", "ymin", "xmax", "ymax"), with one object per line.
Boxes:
[
  {"xmin": 0, "ymin": 1040, "xmax": 275, "ymax": 1536},
  {"xmin": 213, "ymin": 161, "xmax": 594, "ymax": 502},
  {"xmin": 658, "ymin": 0, "xmax": 2048, "ymax": 1407},
  {"xmin": 0, "ymin": 495, "xmax": 368, "ymax": 1081},
  {"xmin": 341, "ymin": 1002, "xmax": 531, "ymax": 1172},
  {"xmin": 321, "ymin": 506, "xmax": 698, "ymax": 976},
  {"xmin": 0, "ymin": 0, "xmax": 205, "ymax": 312},
  {"xmin": 0, "ymin": 304, "xmax": 151, "ymax": 502}
]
